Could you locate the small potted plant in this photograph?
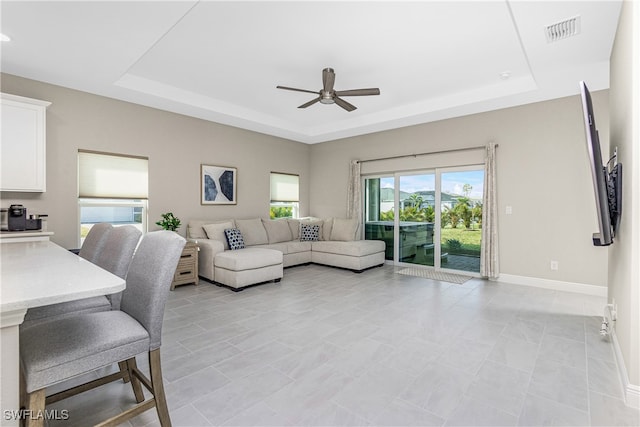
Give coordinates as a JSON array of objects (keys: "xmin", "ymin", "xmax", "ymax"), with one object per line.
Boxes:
[{"xmin": 156, "ymin": 212, "xmax": 181, "ymax": 232}]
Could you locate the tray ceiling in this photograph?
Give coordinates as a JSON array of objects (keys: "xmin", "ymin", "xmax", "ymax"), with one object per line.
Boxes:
[{"xmin": 0, "ymin": 1, "xmax": 622, "ymax": 143}]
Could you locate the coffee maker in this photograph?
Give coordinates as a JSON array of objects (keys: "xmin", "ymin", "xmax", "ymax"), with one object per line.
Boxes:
[{"xmin": 8, "ymin": 204, "xmax": 27, "ymax": 231}]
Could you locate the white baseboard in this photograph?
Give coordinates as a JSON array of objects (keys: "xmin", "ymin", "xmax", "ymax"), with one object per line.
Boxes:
[
  {"xmin": 498, "ymin": 274, "xmax": 608, "ymax": 297},
  {"xmin": 612, "ymin": 330, "xmax": 640, "ymax": 409}
]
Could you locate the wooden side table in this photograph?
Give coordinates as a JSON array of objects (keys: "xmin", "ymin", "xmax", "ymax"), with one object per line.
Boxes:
[{"xmin": 171, "ymin": 241, "xmax": 199, "ymax": 290}]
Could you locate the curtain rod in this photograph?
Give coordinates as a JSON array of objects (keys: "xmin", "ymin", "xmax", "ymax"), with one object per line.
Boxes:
[{"xmin": 356, "ymin": 144, "xmax": 497, "ymax": 164}]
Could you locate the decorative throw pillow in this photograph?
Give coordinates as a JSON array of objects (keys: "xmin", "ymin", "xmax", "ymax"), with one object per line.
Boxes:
[
  {"xmin": 299, "ymin": 218, "xmax": 324, "ymax": 240},
  {"xmin": 300, "ymin": 224, "xmax": 320, "ymax": 241},
  {"xmin": 224, "ymin": 228, "xmax": 245, "ymax": 250}
]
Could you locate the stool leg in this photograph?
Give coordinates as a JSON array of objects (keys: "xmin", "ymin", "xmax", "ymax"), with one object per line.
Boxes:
[
  {"xmin": 126, "ymin": 358, "xmax": 144, "ymax": 403},
  {"xmin": 149, "ymin": 349, "xmax": 171, "ymax": 427},
  {"xmin": 24, "ymin": 389, "xmax": 45, "ymax": 427},
  {"xmin": 19, "ymin": 368, "xmax": 26, "ymax": 411},
  {"xmin": 119, "ymin": 361, "xmax": 131, "ymax": 383}
]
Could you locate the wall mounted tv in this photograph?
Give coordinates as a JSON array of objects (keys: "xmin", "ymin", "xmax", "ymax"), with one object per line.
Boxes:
[{"xmin": 579, "ymin": 81, "xmax": 622, "ymax": 247}]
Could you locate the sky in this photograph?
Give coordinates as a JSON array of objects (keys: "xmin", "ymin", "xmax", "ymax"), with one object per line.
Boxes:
[{"xmin": 379, "ymin": 170, "xmax": 484, "ymax": 199}]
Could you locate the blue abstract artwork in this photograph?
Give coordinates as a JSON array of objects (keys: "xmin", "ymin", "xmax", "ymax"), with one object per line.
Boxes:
[{"xmin": 201, "ymin": 165, "xmax": 237, "ymax": 204}]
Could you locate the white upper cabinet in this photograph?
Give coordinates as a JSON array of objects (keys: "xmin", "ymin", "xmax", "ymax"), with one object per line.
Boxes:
[{"xmin": 1, "ymin": 93, "xmax": 51, "ymax": 192}]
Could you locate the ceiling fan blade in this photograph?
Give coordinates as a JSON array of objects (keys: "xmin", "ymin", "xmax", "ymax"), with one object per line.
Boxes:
[
  {"xmin": 277, "ymin": 86, "xmax": 319, "ymax": 95},
  {"xmin": 322, "ymin": 68, "xmax": 335, "ymax": 93},
  {"xmin": 334, "ymin": 96, "xmax": 357, "ymax": 112},
  {"xmin": 335, "ymin": 88, "xmax": 381, "ymax": 97},
  {"xmin": 298, "ymin": 97, "xmax": 321, "ymax": 109}
]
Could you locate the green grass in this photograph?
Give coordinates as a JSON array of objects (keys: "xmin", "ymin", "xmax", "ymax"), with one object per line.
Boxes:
[{"xmin": 440, "ymin": 227, "xmax": 481, "ymax": 255}]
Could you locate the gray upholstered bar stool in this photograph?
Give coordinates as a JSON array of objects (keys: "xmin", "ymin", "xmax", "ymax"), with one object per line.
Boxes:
[
  {"xmin": 77, "ymin": 222, "xmax": 113, "ymax": 262},
  {"xmin": 21, "ymin": 225, "xmax": 142, "ymax": 328},
  {"xmin": 19, "ymin": 231, "xmax": 185, "ymax": 427},
  {"xmin": 92, "ymin": 225, "xmax": 142, "ymax": 310}
]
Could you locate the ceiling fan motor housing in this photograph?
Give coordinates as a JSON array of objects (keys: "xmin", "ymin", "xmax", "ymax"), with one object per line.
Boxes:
[{"xmin": 320, "ymin": 91, "xmax": 335, "ymax": 104}]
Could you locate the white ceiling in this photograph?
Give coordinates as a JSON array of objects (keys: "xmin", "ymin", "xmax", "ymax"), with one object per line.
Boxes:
[{"xmin": 0, "ymin": 1, "xmax": 622, "ymax": 144}]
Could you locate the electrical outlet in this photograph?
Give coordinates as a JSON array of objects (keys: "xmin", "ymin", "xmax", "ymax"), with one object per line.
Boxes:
[
  {"xmin": 505, "ymin": 206, "xmax": 513, "ymax": 215},
  {"xmin": 550, "ymin": 260, "xmax": 559, "ymax": 271}
]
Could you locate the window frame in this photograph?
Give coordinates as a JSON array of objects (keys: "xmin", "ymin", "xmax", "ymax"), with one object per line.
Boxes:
[
  {"xmin": 270, "ymin": 172, "xmax": 300, "ymax": 219},
  {"xmin": 77, "ymin": 150, "xmax": 149, "ymax": 246},
  {"xmin": 77, "ymin": 198, "xmax": 148, "ymax": 247}
]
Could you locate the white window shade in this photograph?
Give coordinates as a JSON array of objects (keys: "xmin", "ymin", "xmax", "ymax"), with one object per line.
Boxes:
[
  {"xmin": 270, "ymin": 173, "xmax": 299, "ymax": 202},
  {"xmin": 78, "ymin": 151, "xmax": 148, "ymax": 199}
]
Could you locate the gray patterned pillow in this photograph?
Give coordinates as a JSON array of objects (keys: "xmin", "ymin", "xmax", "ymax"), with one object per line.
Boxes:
[
  {"xmin": 300, "ymin": 224, "xmax": 320, "ymax": 241},
  {"xmin": 224, "ymin": 228, "xmax": 245, "ymax": 250}
]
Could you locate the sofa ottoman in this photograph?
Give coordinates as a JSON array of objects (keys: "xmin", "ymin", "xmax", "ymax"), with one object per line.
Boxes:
[
  {"xmin": 214, "ymin": 247, "xmax": 283, "ymax": 290},
  {"xmin": 311, "ymin": 239, "xmax": 385, "ymax": 272}
]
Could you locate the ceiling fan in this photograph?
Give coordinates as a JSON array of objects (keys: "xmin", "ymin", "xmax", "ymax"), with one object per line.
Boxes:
[{"xmin": 277, "ymin": 68, "xmax": 380, "ymax": 112}]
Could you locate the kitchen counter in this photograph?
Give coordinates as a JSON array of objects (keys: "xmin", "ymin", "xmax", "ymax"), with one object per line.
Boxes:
[
  {"xmin": 0, "ymin": 230, "xmax": 54, "ymax": 243},
  {"xmin": 0, "ymin": 241, "xmax": 125, "ymax": 426}
]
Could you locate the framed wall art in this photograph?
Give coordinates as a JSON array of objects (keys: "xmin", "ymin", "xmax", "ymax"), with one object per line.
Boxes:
[{"xmin": 201, "ymin": 164, "xmax": 237, "ymax": 205}]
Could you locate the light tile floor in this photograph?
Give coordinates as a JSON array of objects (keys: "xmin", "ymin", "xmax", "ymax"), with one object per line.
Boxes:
[{"xmin": 47, "ymin": 264, "xmax": 640, "ymax": 426}]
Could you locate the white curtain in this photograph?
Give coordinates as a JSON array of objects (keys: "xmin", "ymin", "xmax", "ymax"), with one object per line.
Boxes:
[
  {"xmin": 480, "ymin": 142, "xmax": 499, "ymax": 279},
  {"xmin": 347, "ymin": 160, "xmax": 362, "ymax": 229}
]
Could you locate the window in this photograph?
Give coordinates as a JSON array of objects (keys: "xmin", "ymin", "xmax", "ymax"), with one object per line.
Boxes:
[
  {"xmin": 78, "ymin": 150, "xmax": 148, "ymax": 245},
  {"xmin": 270, "ymin": 172, "xmax": 299, "ymax": 218}
]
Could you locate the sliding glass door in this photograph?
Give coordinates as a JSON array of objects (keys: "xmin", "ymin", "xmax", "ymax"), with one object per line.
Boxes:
[
  {"xmin": 364, "ymin": 176, "xmax": 395, "ymax": 261},
  {"xmin": 364, "ymin": 166, "xmax": 484, "ymax": 273},
  {"xmin": 439, "ymin": 169, "xmax": 484, "ymax": 273},
  {"xmin": 398, "ymin": 174, "xmax": 436, "ymax": 266}
]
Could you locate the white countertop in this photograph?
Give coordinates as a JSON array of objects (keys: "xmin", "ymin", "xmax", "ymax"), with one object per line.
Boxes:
[
  {"xmin": 0, "ymin": 230, "xmax": 54, "ymax": 237},
  {"xmin": 0, "ymin": 230, "xmax": 55, "ymax": 244},
  {"xmin": 0, "ymin": 241, "xmax": 125, "ymax": 313}
]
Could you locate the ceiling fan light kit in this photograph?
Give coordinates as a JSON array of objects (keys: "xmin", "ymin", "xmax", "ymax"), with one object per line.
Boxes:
[{"xmin": 277, "ymin": 67, "xmax": 380, "ymax": 112}]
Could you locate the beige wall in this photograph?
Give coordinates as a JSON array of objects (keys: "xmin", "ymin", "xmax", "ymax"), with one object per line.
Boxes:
[
  {"xmin": 609, "ymin": 0, "xmax": 640, "ymax": 394},
  {"xmin": 1, "ymin": 72, "xmax": 612, "ymax": 289},
  {"xmin": 0, "ymin": 74, "xmax": 311, "ymax": 249},
  {"xmin": 309, "ymin": 93, "xmax": 610, "ymax": 287}
]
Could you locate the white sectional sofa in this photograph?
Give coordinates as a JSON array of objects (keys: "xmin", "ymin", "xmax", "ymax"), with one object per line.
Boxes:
[{"xmin": 187, "ymin": 217, "xmax": 385, "ymax": 289}]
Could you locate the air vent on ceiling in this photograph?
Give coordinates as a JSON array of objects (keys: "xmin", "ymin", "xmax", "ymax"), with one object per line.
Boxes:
[{"xmin": 545, "ymin": 16, "xmax": 581, "ymax": 42}]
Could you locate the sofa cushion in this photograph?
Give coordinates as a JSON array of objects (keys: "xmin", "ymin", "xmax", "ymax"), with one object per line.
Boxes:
[
  {"xmin": 215, "ymin": 248, "xmax": 283, "ymax": 271},
  {"xmin": 300, "ymin": 224, "xmax": 320, "ymax": 241},
  {"xmin": 330, "ymin": 218, "xmax": 358, "ymax": 241},
  {"xmin": 236, "ymin": 218, "xmax": 268, "ymax": 246},
  {"xmin": 262, "ymin": 219, "xmax": 293, "ymax": 244},
  {"xmin": 287, "ymin": 241, "xmax": 311, "ymax": 254},
  {"xmin": 322, "ymin": 218, "xmax": 333, "ymax": 241},
  {"xmin": 188, "ymin": 225, "xmax": 207, "ymax": 240},
  {"xmin": 253, "ymin": 243, "xmax": 289, "ymax": 254},
  {"xmin": 224, "ymin": 228, "xmax": 245, "ymax": 250},
  {"xmin": 203, "ymin": 221, "xmax": 235, "ymax": 250},
  {"xmin": 287, "ymin": 219, "xmax": 301, "ymax": 240},
  {"xmin": 311, "ymin": 240, "xmax": 385, "ymax": 257},
  {"xmin": 189, "ymin": 219, "xmax": 235, "ymax": 240}
]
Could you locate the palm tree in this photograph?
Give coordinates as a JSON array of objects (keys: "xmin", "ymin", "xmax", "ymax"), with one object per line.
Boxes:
[
  {"xmin": 472, "ymin": 202, "xmax": 483, "ymax": 229},
  {"xmin": 452, "ymin": 196, "xmax": 472, "ymax": 229},
  {"xmin": 408, "ymin": 193, "xmax": 424, "ymax": 208},
  {"xmin": 463, "ymin": 184, "xmax": 472, "ymax": 197}
]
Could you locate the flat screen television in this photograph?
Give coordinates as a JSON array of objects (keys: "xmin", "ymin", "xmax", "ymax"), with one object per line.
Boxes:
[{"xmin": 579, "ymin": 81, "xmax": 622, "ymax": 246}]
